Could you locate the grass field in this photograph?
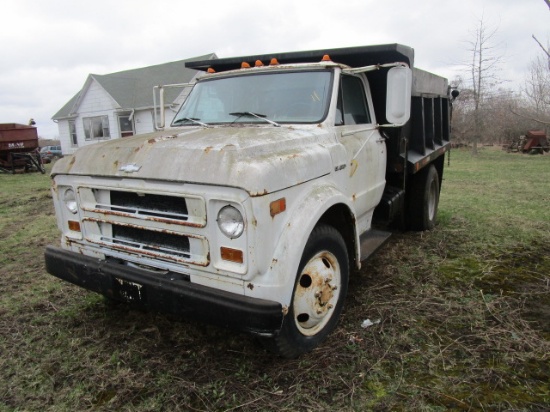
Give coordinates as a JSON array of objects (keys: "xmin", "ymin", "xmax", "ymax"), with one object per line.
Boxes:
[{"xmin": 1, "ymin": 148, "xmax": 549, "ymax": 411}]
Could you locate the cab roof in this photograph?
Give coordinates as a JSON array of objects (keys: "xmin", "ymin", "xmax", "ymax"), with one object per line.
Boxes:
[{"xmin": 186, "ymin": 44, "xmax": 414, "ymax": 72}]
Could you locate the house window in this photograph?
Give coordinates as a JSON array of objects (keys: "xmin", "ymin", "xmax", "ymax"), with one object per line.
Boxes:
[
  {"xmin": 118, "ymin": 115, "xmax": 134, "ymax": 137},
  {"xmin": 83, "ymin": 116, "xmax": 110, "ymax": 140},
  {"xmin": 69, "ymin": 120, "xmax": 78, "ymax": 146}
]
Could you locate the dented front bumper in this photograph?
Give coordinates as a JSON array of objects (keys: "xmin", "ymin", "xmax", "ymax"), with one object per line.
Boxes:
[{"xmin": 44, "ymin": 246, "xmax": 283, "ymax": 336}]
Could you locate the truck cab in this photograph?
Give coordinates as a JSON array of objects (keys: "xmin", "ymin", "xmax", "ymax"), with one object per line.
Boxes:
[{"xmin": 46, "ymin": 44, "xmax": 453, "ymax": 358}]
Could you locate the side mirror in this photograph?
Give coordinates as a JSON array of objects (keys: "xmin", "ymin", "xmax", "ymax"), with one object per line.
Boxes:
[
  {"xmin": 451, "ymin": 88, "xmax": 460, "ymax": 102},
  {"xmin": 386, "ymin": 66, "xmax": 412, "ymax": 126}
]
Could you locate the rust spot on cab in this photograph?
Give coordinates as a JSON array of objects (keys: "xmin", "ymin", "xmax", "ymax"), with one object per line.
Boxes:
[
  {"xmin": 204, "ymin": 146, "xmax": 213, "ymax": 154},
  {"xmin": 247, "ymin": 283, "xmax": 254, "ymax": 290},
  {"xmin": 250, "ymin": 189, "xmax": 268, "ymax": 197}
]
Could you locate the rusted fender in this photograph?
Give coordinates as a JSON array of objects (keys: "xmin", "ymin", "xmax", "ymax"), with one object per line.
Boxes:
[{"xmin": 244, "ymin": 183, "xmax": 356, "ymax": 305}]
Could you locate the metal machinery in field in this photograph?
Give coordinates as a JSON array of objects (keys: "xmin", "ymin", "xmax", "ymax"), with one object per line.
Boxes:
[
  {"xmin": 505, "ymin": 130, "xmax": 549, "ymax": 154},
  {"xmin": 0, "ymin": 123, "xmax": 45, "ymax": 174}
]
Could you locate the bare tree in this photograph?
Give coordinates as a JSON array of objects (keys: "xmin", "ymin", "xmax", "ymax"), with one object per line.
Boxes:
[
  {"xmin": 532, "ymin": 0, "xmax": 550, "ymax": 68},
  {"xmin": 465, "ymin": 16, "xmax": 504, "ymax": 155},
  {"xmin": 513, "ymin": 0, "xmax": 550, "ymax": 128},
  {"xmin": 532, "ymin": 35, "xmax": 550, "ymax": 65},
  {"xmin": 513, "ymin": 57, "xmax": 550, "ymax": 127},
  {"xmin": 453, "ymin": 81, "xmax": 534, "ymax": 146},
  {"xmin": 524, "ymin": 56, "xmax": 550, "ymax": 112}
]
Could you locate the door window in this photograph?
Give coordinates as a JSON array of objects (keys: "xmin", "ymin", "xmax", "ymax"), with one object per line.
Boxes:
[{"xmin": 336, "ymin": 75, "xmax": 371, "ymax": 125}]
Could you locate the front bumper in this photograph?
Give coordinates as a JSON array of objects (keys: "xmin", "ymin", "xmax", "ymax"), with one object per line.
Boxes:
[{"xmin": 44, "ymin": 246, "xmax": 284, "ymax": 336}]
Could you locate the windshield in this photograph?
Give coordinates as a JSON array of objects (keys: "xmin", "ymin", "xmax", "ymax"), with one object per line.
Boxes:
[{"xmin": 172, "ymin": 70, "xmax": 333, "ymax": 126}]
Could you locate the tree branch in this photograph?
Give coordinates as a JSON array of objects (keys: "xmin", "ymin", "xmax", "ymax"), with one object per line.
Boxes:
[
  {"xmin": 510, "ymin": 108, "xmax": 550, "ymax": 125},
  {"xmin": 532, "ymin": 35, "xmax": 550, "ymax": 61}
]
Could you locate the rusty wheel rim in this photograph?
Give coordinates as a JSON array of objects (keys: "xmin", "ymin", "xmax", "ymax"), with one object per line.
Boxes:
[{"xmin": 293, "ymin": 251, "xmax": 341, "ymax": 336}]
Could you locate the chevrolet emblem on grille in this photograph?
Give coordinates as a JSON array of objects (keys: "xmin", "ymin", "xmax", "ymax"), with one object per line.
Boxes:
[{"xmin": 119, "ymin": 163, "xmax": 141, "ymax": 173}]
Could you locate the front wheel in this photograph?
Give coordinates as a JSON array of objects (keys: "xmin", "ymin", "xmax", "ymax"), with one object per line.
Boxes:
[{"xmin": 262, "ymin": 224, "xmax": 349, "ymax": 358}]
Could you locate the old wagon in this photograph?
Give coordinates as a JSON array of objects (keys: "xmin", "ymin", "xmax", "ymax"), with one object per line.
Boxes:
[{"xmin": 0, "ymin": 123, "xmax": 45, "ymax": 173}]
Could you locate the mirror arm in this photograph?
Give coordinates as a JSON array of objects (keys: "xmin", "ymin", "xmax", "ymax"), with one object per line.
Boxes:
[{"xmin": 343, "ymin": 62, "xmax": 409, "ymax": 75}]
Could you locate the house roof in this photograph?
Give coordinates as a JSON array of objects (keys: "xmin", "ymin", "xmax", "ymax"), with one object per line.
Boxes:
[{"xmin": 52, "ymin": 53, "xmax": 216, "ymax": 120}]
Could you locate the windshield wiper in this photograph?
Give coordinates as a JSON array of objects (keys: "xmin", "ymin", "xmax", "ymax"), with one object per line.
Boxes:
[
  {"xmin": 229, "ymin": 112, "xmax": 280, "ymax": 127},
  {"xmin": 173, "ymin": 117, "xmax": 210, "ymax": 127}
]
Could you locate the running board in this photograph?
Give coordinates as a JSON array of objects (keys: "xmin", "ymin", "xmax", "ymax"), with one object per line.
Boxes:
[{"xmin": 359, "ymin": 229, "xmax": 392, "ymax": 262}]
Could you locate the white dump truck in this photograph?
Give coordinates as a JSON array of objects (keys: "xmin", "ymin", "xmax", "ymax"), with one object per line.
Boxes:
[{"xmin": 45, "ymin": 44, "xmax": 457, "ymax": 357}]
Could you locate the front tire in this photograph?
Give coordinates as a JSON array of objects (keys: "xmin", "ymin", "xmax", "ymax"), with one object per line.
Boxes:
[{"xmin": 262, "ymin": 224, "xmax": 349, "ymax": 358}]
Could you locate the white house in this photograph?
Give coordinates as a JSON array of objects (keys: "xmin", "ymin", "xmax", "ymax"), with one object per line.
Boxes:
[{"xmin": 52, "ymin": 54, "xmax": 216, "ymax": 155}]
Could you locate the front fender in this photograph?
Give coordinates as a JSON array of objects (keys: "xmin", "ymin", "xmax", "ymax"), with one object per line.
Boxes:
[{"xmin": 245, "ymin": 184, "xmax": 355, "ymax": 307}]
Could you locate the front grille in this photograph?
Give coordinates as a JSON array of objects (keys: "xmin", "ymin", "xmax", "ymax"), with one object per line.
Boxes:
[
  {"xmin": 112, "ymin": 224, "xmax": 190, "ymax": 259},
  {"xmin": 110, "ymin": 191, "xmax": 188, "ymax": 221},
  {"xmin": 78, "ymin": 184, "xmax": 209, "ymax": 267}
]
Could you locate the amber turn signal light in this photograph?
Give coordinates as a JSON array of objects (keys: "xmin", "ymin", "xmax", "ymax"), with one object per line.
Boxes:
[
  {"xmin": 68, "ymin": 220, "xmax": 81, "ymax": 232},
  {"xmin": 220, "ymin": 247, "xmax": 244, "ymax": 264},
  {"xmin": 269, "ymin": 198, "xmax": 286, "ymax": 217}
]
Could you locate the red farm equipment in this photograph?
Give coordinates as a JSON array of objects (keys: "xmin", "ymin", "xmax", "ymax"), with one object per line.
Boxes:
[
  {"xmin": 0, "ymin": 123, "xmax": 45, "ymax": 174},
  {"xmin": 523, "ymin": 130, "xmax": 549, "ymax": 154},
  {"xmin": 505, "ymin": 130, "xmax": 549, "ymax": 155}
]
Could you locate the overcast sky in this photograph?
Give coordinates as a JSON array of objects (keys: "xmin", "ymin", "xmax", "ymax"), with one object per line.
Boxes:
[{"xmin": 1, "ymin": 0, "xmax": 548, "ymax": 139}]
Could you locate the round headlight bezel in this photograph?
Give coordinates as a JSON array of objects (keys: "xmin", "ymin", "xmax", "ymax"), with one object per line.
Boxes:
[
  {"xmin": 63, "ymin": 188, "xmax": 78, "ymax": 214},
  {"xmin": 217, "ymin": 205, "xmax": 244, "ymax": 239}
]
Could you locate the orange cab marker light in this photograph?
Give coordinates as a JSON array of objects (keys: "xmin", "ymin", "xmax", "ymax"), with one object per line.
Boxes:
[
  {"xmin": 270, "ymin": 198, "xmax": 286, "ymax": 217},
  {"xmin": 255, "ymin": 60, "xmax": 264, "ymax": 67},
  {"xmin": 68, "ymin": 220, "xmax": 81, "ymax": 232},
  {"xmin": 270, "ymin": 58, "xmax": 279, "ymax": 65},
  {"xmin": 220, "ymin": 247, "xmax": 244, "ymax": 264},
  {"xmin": 207, "ymin": 67, "xmax": 216, "ymax": 73},
  {"xmin": 241, "ymin": 62, "xmax": 251, "ymax": 68},
  {"xmin": 321, "ymin": 54, "xmax": 332, "ymax": 62}
]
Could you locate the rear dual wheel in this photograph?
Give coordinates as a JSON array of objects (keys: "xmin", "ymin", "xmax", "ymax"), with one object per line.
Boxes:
[
  {"xmin": 262, "ymin": 224, "xmax": 349, "ymax": 358},
  {"xmin": 408, "ymin": 165, "xmax": 440, "ymax": 231}
]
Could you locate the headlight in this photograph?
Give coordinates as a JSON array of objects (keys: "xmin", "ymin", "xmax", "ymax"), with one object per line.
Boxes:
[
  {"xmin": 217, "ymin": 205, "xmax": 244, "ymax": 239},
  {"xmin": 62, "ymin": 188, "xmax": 78, "ymax": 214}
]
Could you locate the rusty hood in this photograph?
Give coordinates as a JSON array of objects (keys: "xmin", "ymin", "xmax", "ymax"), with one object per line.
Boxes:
[{"xmin": 53, "ymin": 126, "xmax": 334, "ymax": 195}]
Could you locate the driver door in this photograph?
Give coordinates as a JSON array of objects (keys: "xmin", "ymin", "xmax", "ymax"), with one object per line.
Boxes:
[{"xmin": 335, "ymin": 74, "xmax": 386, "ymax": 233}]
